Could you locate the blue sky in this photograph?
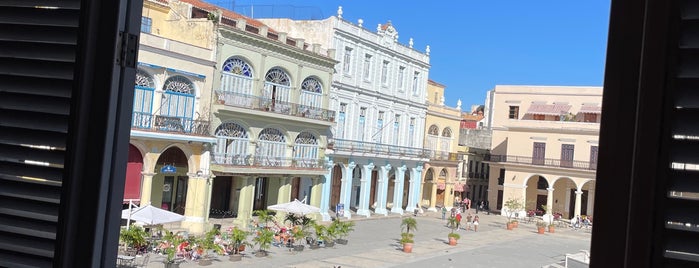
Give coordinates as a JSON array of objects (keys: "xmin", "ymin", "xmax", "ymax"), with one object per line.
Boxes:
[{"xmin": 219, "ymin": 0, "xmax": 611, "ymax": 109}]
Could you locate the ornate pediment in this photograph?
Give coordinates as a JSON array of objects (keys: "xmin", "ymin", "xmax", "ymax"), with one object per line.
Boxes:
[{"xmin": 377, "ymin": 20, "xmax": 398, "ymax": 46}]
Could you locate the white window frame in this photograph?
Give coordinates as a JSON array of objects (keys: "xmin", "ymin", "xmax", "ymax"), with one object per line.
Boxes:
[{"xmin": 343, "ymin": 47, "xmax": 353, "ymax": 75}]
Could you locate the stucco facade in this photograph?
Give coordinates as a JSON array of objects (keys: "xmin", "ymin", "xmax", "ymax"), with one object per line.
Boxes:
[
  {"xmin": 259, "ymin": 8, "xmax": 431, "ymax": 218},
  {"xmin": 485, "ymin": 85, "xmax": 602, "ymax": 222}
]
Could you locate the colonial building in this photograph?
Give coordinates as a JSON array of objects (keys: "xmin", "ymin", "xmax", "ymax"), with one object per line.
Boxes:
[
  {"xmin": 420, "ymin": 80, "xmax": 465, "ymax": 211},
  {"xmin": 177, "ymin": 0, "xmax": 338, "ymax": 225},
  {"xmin": 125, "ymin": 0, "xmax": 218, "ymax": 233},
  {"xmin": 484, "ymin": 85, "xmax": 602, "ymax": 221},
  {"xmin": 458, "ymin": 108, "xmax": 491, "ymax": 206},
  {"xmin": 259, "ymin": 7, "xmax": 431, "ymax": 218}
]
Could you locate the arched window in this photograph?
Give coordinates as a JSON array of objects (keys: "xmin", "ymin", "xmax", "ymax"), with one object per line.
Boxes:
[
  {"xmin": 427, "ymin": 125, "xmax": 440, "ymax": 152},
  {"xmin": 214, "ymin": 122, "xmax": 250, "ymax": 165},
  {"xmin": 300, "ymin": 77, "xmax": 322, "ymax": 108},
  {"xmin": 132, "ymin": 69, "xmax": 155, "ymax": 128},
  {"xmin": 220, "ymin": 57, "xmax": 253, "ymax": 96},
  {"xmin": 440, "ymin": 127, "xmax": 453, "ymax": 154},
  {"xmin": 293, "ymin": 132, "xmax": 319, "ymax": 167},
  {"xmin": 425, "ymin": 168, "xmax": 434, "ymax": 181},
  {"xmin": 257, "ymin": 128, "xmax": 287, "ymax": 166},
  {"xmin": 161, "ymin": 75, "xmax": 195, "ymax": 122},
  {"xmin": 442, "ymin": 127, "xmax": 452, "ymax": 137},
  {"xmin": 439, "ymin": 169, "xmax": 447, "ymax": 178},
  {"xmin": 428, "ymin": 125, "xmax": 439, "ymax": 135},
  {"xmin": 222, "ymin": 58, "xmax": 253, "ymax": 77},
  {"xmin": 263, "ymin": 68, "xmax": 292, "ymax": 108},
  {"xmin": 301, "ymin": 77, "xmax": 322, "ymax": 93}
]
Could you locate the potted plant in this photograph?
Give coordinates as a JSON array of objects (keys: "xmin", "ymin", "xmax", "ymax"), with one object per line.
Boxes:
[
  {"xmin": 119, "ymin": 225, "xmax": 148, "ymax": 252},
  {"xmin": 324, "ymin": 221, "xmax": 338, "ymax": 248},
  {"xmin": 161, "ymin": 232, "xmax": 185, "ymax": 268},
  {"xmin": 503, "ymin": 198, "xmax": 524, "ymax": 229},
  {"xmin": 228, "ymin": 228, "xmax": 250, "ymax": 261},
  {"xmin": 548, "ymin": 222, "xmax": 555, "ymax": 233},
  {"xmin": 291, "ymin": 225, "xmax": 308, "ymax": 252},
  {"xmin": 252, "ymin": 228, "xmax": 274, "ymax": 257},
  {"xmin": 334, "ymin": 219, "xmax": 355, "ymax": 245},
  {"xmin": 536, "ymin": 221, "xmax": 547, "ymax": 234},
  {"xmin": 253, "ymin": 209, "xmax": 275, "ymax": 229},
  {"xmin": 446, "ymin": 216, "xmax": 460, "ymax": 246},
  {"xmin": 309, "ymin": 223, "xmax": 326, "ymax": 249},
  {"xmin": 400, "ymin": 217, "xmax": 418, "ymax": 253}
]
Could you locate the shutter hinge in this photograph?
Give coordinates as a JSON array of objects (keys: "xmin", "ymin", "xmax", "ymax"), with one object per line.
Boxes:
[{"xmin": 116, "ymin": 31, "xmax": 138, "ymax": 68}]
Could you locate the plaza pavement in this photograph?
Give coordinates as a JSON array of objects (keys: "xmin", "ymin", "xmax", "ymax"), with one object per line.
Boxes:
[{"xmin": 141, "ymin": 210, "xmax": 591, "ymax": 268}]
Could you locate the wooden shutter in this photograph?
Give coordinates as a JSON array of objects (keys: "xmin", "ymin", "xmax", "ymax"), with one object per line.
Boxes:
[{"xmin": 0, "ymin": 0, "xmax": 141, "ymax": 267}]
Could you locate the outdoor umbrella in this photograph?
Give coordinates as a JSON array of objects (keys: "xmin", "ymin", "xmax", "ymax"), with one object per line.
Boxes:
[
  {"xmin": 267, "ymin": 199, "xmax": 320, "ymax": 215},
  {"xmin": 121, "ymin": 204, "xmax": 185, "ymax": 225}
]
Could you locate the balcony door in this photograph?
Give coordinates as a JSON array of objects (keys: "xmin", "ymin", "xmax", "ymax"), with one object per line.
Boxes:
[
  {"xmin": 532, "ymin": 142, "xmax": 546, "ymax": 165},
  {"xmin": 590, "ymin": 146, "xmax": 599, "ymax": 170},
  {"xmin": 561, "ymin": 144, "xmax": 575, "ymax": 168}
]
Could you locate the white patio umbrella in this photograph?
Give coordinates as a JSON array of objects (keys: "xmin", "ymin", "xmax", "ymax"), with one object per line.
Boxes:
[
  {"xmin": 267, "ymin": 199, "xmax": 320, "ymax": 215},
  {"xmin": 121, "ymin": 204, "xmax": 185, "ymax": 225}
]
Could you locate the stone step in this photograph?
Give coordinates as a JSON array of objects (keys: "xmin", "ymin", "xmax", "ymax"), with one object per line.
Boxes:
[{"xmin": 542, "ymin": 261, "xmax": 566, "ymax": 268}]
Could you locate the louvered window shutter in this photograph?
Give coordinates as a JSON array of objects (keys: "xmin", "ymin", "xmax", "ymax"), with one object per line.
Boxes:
[
  {"xmin": 0, "ymin": 0, "xmax": 141, "ymax": 267},
  {"xmin": 662, "ymin": 0, "xmax": 699, "ymax": 265}
]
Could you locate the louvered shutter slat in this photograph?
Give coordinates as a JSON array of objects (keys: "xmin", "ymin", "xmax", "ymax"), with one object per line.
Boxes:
[
  {"xmin": 664, "ymin": 1, "xmax": 699, "ymax": 264},
  {"xmin": 0, "ymin": 3, "xmax": 78, "ymax": 266}
]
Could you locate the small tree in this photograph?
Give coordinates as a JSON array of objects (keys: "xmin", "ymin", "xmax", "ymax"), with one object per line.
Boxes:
[
  {"xmin": 253, "ymin": 209, "xmax": 275, "ymax": 228},
  {"xmin": 229, "ymin": 228, "xmax": 251, "ymax": 255},
  {"xmin": 400, "ymin": 217, "xmax": 418, "ymax": 245},
  {"xmin": 503, "ymin": 197, "xmax": 524, "ymax": 223},
  {"xmin": 253, "ymin": 228, "xmax": 274, "ymax": 253}
]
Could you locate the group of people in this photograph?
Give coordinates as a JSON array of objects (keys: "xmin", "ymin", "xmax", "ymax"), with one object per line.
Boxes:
[{"xmin": 443, "ymin": 206, "xmax": 480, "ymax": 232}]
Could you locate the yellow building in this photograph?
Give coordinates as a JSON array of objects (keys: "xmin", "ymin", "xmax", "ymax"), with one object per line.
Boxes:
[
  {"xmin": 485, "ymin": 85, "xmax": 601, "ymax": 221},
  {"xmin": 124, "ymin": 0, "xmax": 218, "ymax": 234},
  {"xmin": 420, "ymin": 80, "xmax": 466, "ymax": 211}
]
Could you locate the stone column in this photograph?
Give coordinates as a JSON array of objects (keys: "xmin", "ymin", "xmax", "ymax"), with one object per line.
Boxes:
[
  {"xmin": 405, "ymin": 166, "xmax": 423, "ymax": 213},
  {"xmin": 391, "ymin": 165, "xmax": 407, "ymax": 214},
  {"xmin": 319, "ymin": 159, "xmax": 333, "ymax": 221},
  {"xmin": 340, "ymin": 162, "xmax": 356, "ymax": 218},
  {"xmin": 356, "ymin": 163, "xmax": 375, "ymax": 217},
  {"xmin": 574, "ymin": 190, "xmax": 583, "ymax": 218},
  {"xmin": 428, "ymin": 181, "xmax": 438, "ymax": 211},
  {"xmin": 544, "ymin": 187, "xmax": 555, "ymax": 223},
  {"xmin": 587, "ymin": 188, "xmax": 595, "ymax": 216},
  {"xmin": 445, "ymin": 182, "xmax": 455, "ymax": 210},
  {"xmin": 181, "ymin": 173, "xmax": 208, "ymax": 234},
  {"xmin": 375, "ymin": 164, "xmax": 391, "ymax": 216},
  {"xmin": 234, "ymin": 177, "xmax": 255, "ymax": 228},
  {"xmin": 139, "ymin": 172, "xmax": 156, "ymax": 205}
]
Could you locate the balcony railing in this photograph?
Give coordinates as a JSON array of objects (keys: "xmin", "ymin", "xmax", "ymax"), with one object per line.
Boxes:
[
  {"xmin": 428, "ymin": 151, "xmax": 460, "ymax": 161},
  {"xmin": 486, "ymin": 154, "xmax": 597, "ymax": 170},
  {"xmin": 215, "ymin": 90, "xmax": 336, "ymax": 122},
  {"xmin": 333, "ymin": 139, "xmax": 431, "ymax": 158},
  {"xmin": 132, "ymin": 112, "xmax": 210, "ymax": 136},
  {"xmin": 212, "ymin": 153, "xmax": 326, "ymax": 169}
]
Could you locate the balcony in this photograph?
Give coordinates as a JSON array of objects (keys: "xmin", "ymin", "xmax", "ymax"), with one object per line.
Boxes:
[
  {"xmin": 131, "ymin": 112, "xmax": 210, "ymax": 136},
  {"xmin": 212, "ymin": 153, "xmax": 327, "ymax": 169},
  {"xmin": 215, "ymin": 90, "xmax": 336, "ymax": 123},
  {"xmin": 486, "ymin": 154, "xmax": 597, "ymax": 171},
  {"xmin": 428, "ymin": 151, "xmax": 460, "ymax": 161},
  {"xmin": 333, "ymin": 139, "xmax": 431, "ymax": 159}
]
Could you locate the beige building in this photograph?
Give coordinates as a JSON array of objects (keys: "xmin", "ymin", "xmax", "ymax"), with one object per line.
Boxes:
[
  {"xmin": 421, "ymin": 80, "xmax": 465, "ymax": 211},
  {"xmin": 125, "ymin": 0, "xmax": 218, "ymax": 234},
  {"xmin": 485, "ymin": 85, "xmax": 602, "ymax": 221}
]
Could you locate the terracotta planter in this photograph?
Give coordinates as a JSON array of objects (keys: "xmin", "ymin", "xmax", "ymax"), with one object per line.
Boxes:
[
  {"xmin": 513, "ymin": 221, "xmax": 519, "ymax": 228},
  {"xmin": 506, "ymin": 223, "xmax": 514, "ymax": 230},
  {"xmin": 537, "ymin": 227, "xmax": 545, "ymax": 234},
  {"xmin": 402, "ymin": 242, "xmax": 413, "ymax": 253},
  {"xmin": 448, "ymin": 237, "xmax": 457, "ymax": 246},
  {"xmin": 548, "ymin": 226, "xmax": 555, "ymax": 233}
]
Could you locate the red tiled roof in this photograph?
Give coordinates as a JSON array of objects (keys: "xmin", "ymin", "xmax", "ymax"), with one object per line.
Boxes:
[
  {"xmin": 526, "ymin": 104, "xmax": 572, "ymax": 116},
  {"xmin": 579, "ymin": 105, "xmax": 602, "ymax": 114}
]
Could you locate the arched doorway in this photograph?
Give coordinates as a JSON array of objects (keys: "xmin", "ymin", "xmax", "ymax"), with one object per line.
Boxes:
[
  {"xmin": 124, "ymin": 144, "xmax": 143, "ymax": 204},
  {"xmin": 437, "ymin": 168, "xmax": 447, "ymax": 207},
  {"xmin": 350, "ymin": 165, "xmax": 362, "ymax": 209},
  {"xmin": 402, "ymin": 170, "xmax": 410, "ymax": 209},
  {"xmin": 369, "ymin": 168, "xmax": 378, "ymax": 210},
  {"xmin": 155, "ymin": 147, "xmax": 189, "ymax": 215},
  {"xmin": 525, "ymin": 175, "xmax": 549, "ymax": 215},
  {"xmin": 330, "ymin": 165, "xmax": 342, "ymax": 210},
  {"xmin": 553, "ymin": 177, "xmax": 576, "ymax": 219}
]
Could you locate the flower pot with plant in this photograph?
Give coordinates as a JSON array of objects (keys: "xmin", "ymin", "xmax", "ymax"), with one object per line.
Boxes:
[
  {"xmin": 503, "ymin": 198, "xmax": 524, "ymax": 229},
  {"xmin": 536, "ymin": 221, "xmax": 547, "ymax": 234},
  {"xmin": 548, "ymin": 223, "xmax": 555, "ymax": 233},
  {"xmin": 400, "ymin": 217, "xmax": 418, "ymax": 253},
  {"xmin": 310, "ymin": 223, "xmax": 326, "ymax": 249},
  {"xmin": 253, "ymin": 228, "xmax": 274, "ymax": 257},
  {"xmin": 333, "ymin": 219, "xmax": 355, "ymax": 245},
  {"xmin": 119, "ymin": 225, "xmax": 148, "ymax": 253},
  {"xmin": 446, "ymin": 216, "xmax": 461, "ymax": 246},
  {"xmin": 228, "ymin": 227, "xmax": 251, "ymax": 258}
]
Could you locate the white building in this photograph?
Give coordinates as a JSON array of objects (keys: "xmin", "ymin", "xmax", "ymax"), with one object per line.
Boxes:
[{"xmin": 260, "ymin": 7, "xmax": 431, "ymax": 218}]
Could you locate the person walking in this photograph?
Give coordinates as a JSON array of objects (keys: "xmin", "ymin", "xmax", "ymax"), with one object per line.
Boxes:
[
  {"xmin": 466, "ymin": 213, "xmax": 473, "ymax": 231},
  {"xmin": 455, "ymin": 212, "xmax": 462, "ymax": 230},
  {"xmin": 473, "ymin": 215, "xmax": 480, "ymax": 232},
  {"xmin": 441, "ymin": 206, "xmax": 447, "ymax": 220}
]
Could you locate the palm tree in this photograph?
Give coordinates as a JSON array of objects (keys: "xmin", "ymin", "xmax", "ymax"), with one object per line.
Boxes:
[{"xmin": 401, "ymin": 217, "xmax": 418, "ymax": 234}]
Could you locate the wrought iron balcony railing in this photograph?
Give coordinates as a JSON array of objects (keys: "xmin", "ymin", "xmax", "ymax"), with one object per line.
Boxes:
[
  {"xmin": 486, "ymin": 154, "xmax": 597, "ymax": 170},
  {"xmin": 212, "ymin": 153, "xmax": 327, "ymax": 169},
  {"xmin": 428, "ymin": 151, "xmax": 460, "ymax": 161},
  {"xmin": 131, "ymin": 112, "xmax": 210, "ymax": 136},
  {"xmin": 332, "ymin": 139, "xmax": 431, "ymax": 158},
  {"xmin": 215, "ymin": 91, "xmax": 336, "ymax": 122}
]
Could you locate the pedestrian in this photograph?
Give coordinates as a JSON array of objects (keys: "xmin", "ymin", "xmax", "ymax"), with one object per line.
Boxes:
[
  {"xmin": 450, "ymin": 207, "xmax": 456, "ymax": 218},
  {"xmin": 479, "ymin": 201, "xmax": 484, "ymax": 214},
  {"xmin": 475, "ymin": 200, "xmax": 479, "ymax": 214},
  {"xmin": 485, "ymin": 201, "xmax": 490, "ymax": 215},
  {"xmin": 455, "ymin": 212, "xmax": 462, "ymax": 230},
  {"xmin": 466, "ymin": 213, "xmax": 473, "ymax": 231},
  {"xmin": 473, "ymin": 215, "xmax": 480, "ymax": 232},
  {"xmin": 441, "ymin": 206, "xmax": 447, "ymax": 220}
]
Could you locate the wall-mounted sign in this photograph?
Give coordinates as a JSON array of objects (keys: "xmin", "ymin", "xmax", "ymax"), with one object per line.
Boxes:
[{"xmin": 161, "ymin": 164, "xmax": 176, "ymax": 173}]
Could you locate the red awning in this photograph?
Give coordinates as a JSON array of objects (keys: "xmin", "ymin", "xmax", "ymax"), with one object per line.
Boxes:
[
  {"xmin": 123, "ymin": 162, "xmax": 142, "ymax": 203},
  {"xmin": 526, "ymin": 104, "xmax": 572, "ymax": 116},
  {"xmin": 453, "ymin": 183, "xmax": 467, "ymax": 192},
  {"xmin": 579, "ymin": 105, "xmax": 602, "ymax": 114}
]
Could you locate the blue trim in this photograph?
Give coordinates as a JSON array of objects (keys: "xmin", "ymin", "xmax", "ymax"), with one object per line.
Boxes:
[
  {"xmin": 138, "ymin": 62, "xmax": 162, "ymax": 69},
  {"xmin": 166, "ymin": 68, "xmax": 206, "ymax": 79}
]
